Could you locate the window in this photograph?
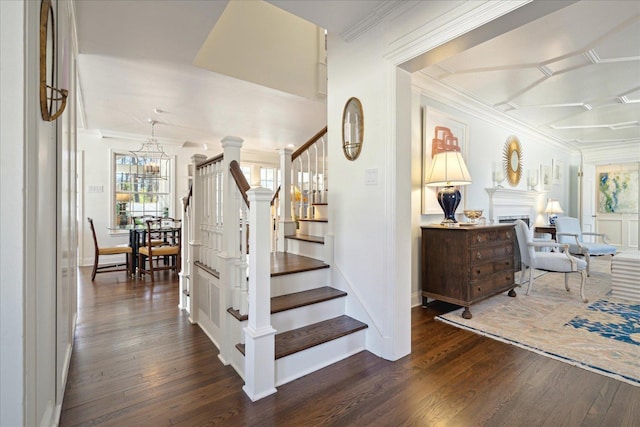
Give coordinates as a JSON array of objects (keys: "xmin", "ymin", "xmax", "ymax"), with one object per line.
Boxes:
[
  {"xmin": 260, "ymin": 167, "xmax": 277, "ymax": 191},
  {"xmin": 113, "ymin": 151, "xmax": 174, "ymax": 226}
]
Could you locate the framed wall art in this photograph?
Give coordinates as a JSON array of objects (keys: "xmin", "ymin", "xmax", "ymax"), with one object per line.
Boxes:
[
  {"xmin": 540, "ymin": 164, "xmax": 551, "ymax": 191},
  {"xmin": 552, "ymin": 158, "xmax": 563, "ymax": 184}
]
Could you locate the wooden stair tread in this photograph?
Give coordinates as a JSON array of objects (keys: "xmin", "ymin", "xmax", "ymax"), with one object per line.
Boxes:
[
  {"xmin": 270, "ymin": 252, "xmax": 329, "ymax": 277},
  {"xmin": 285, "ymin": 234, "xmax": 324, "ymax": 244},
  {"xmin": 298, "ymin": 218, "xmax": 328, "ymax": 222},
  {"xmin": 236, "ymin": 315, "xmax": 367, "ymax": 359},
  {"xmin": 227, "ymin": 286, "xmax": 346, "ymax": 321}
]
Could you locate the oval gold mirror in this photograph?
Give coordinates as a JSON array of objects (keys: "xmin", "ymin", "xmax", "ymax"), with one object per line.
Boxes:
[
  {"xmin": 40, "ymin": 0, "xmax": 68, "ymax": 121},
  {"xmin": 342, "ymin": 97, "xmax": 363, "ymax": 161},
  {"xmin": 502, "ymin": 135, "xmax": 522, "ymax": 186}
]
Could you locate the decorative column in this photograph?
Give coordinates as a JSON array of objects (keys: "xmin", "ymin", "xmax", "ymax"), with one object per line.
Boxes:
[
  {"xmin": 243, "ymin": 187, "xmax": 277, "ymax": 401},
  {"xmin": 278, "ymin": 147, "xmax": 296, "ymax": 252}
]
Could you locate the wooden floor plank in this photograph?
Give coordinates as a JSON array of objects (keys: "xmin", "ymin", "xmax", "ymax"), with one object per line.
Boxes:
[{"xmin": 60, "ymin": 266, "xmax": 640, "ymax": 426}]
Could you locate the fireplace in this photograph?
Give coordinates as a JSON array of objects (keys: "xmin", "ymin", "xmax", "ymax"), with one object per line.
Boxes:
[{"xmin": 485, "ymin": 187, "xmax": 546, "ymax": 224}]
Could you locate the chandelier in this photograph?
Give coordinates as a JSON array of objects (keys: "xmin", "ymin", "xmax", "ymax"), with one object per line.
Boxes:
[{"xmin": 131, "ymin": 119, "xmax": 170, "ymax": 179}]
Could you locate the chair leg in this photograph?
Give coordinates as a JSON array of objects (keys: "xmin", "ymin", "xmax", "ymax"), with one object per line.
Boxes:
[
  {"xmin": 149, "ymin": 255, "xmax": 155, "ymax": 283},
  {"xmin": 585, "ymin": 253, "xmax": 591, "ymax": 276},
  {"xmin": 520, "ymin": 265, "xmax": 525, "ymax": 287},
  {"xmin": 564, "ymin": 273, "xmax": 570, "ymax": 292},
  {"xmin": 91, "ymin": 254, "xmax": 99, "ymax": 281},
  {"xmin": 138, "ymin": 253, "xmax": 144, "ymax": 279},
  {"xmin": 579, "ymin": 270, "xmax": 588, "ymax": 303},
  {"xmin": 526, "ymin": 266, "xmax": 534, "ymax": 295}
]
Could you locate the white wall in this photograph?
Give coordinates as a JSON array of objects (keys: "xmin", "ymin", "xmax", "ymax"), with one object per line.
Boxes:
[
  {"xmin": 1, "ymin": 2, "xmax": 26, "ymax": 425},
  {"xmin": 1, "ymin": 1, "xmax": 78, "ymax": 425},
  {"xmin": 325, "ymin": 1, "xmax": 529, "ymax": 360}
]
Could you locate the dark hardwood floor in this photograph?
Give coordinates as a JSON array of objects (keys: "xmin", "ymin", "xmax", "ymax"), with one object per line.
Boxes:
[{"xmin": 60, "ymin": 267, "xmax": 640, "ymax": 426}]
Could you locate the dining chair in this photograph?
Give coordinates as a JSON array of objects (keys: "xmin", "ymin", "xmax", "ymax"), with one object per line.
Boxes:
[
  {"xmin": 137, "ymin": 218, "xmax": 181, "ymax": 282},
  {"xmin": 514, "ymin": 220, "xmax": 588, "ymax": 302},
  {"xmin": 87, "ymin": 217, "xmax": 132, "ymax": 281},
  {"xmin": 132, "ymin": 215, "xmax": 164, "ymax": 247},
  {"xmin": 555, "ymin": 216, "xmax": 616, "ymax": 276}
]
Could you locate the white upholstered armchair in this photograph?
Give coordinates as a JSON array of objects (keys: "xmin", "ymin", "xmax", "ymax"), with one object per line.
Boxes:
[
  {"xmin": 554, "ymin": 216, "xmax": 616, "ymax": 276},
  {"xmin": 514, "ymin": 220, "xmax": 588, "ymax": 303}
]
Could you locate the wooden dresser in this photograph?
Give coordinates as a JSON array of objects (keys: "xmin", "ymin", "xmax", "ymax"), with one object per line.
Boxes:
[{"xmin": 421, "ymin": 223, "xmax": 516, "ymax": 319}]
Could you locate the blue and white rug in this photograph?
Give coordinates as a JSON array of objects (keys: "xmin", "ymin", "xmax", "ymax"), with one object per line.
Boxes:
[{"xmin": 437, "ymin": 257, "xmax": 640, "ymax": 386}]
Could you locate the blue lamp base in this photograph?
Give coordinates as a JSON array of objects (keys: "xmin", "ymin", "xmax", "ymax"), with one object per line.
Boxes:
[{"xmin": 437, "ymin": 186, "xmax": 461, "ymax": 225}]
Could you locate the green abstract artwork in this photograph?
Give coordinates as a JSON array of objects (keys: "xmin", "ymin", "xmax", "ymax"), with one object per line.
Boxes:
[{"xmin": 598, "ymin": 171, "xmax": 638, "ymax": 213}]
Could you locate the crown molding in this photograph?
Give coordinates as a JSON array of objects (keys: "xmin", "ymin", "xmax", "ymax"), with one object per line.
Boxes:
[
  {"xmin": 341, "ymin": 1, "xmax": 414, "ymax": 42},
  {"xmin": 384, "ymin": 0, "xmax": 531, "ymax": 67},
  {"xmin": 413, "ymin": 71, "xmax": 579, "ymax": 154}
]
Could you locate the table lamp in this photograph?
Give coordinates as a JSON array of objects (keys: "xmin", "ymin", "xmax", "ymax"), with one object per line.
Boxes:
[
  {"xmin": 545, "ymin": 199, "xmax": 563, "ymax": 225},
  {"xmin": 425, "ymin": 151, "xmax": 472, "ymax": 225}
]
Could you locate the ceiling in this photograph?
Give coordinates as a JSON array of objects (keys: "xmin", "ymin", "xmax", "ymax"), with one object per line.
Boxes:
[
  {"xmin": 419, "ymin": 0, "xmax": 640, "ymax": 152},
  {"xmin": 74, "ymin": 0, "xmax": 639, "ymax": 154}
]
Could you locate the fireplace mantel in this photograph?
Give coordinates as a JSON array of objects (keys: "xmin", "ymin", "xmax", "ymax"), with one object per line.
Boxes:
[{"xmin": 485, "ymin": 187, "xmax": 546, "ymax": 224}]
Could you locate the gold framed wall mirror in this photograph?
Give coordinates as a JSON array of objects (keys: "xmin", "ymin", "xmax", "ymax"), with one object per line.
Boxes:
[
  {"xmin": 503, "ymin": 135, "xmax": 522, "ymax": 186},
  {"xmin": 342, "ymin": 97, "xmax": 364, "ymax": 161}
]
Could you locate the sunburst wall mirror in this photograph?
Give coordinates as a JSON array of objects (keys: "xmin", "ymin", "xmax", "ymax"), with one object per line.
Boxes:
[{"xmin": 503, "ymin": 135, "xmax": 522, "ymax": 186}]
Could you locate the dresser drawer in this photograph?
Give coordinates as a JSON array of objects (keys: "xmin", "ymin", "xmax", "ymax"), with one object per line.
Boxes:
[
  {"xmin": 471, "ymin": 244, "xmax": 514, "ymax": 263},
  {"xmin": 469, "ymin": 270, "xmax": 515, "ymax": 300},
  {"xmin": 470, "ymin": 257, "xmax": 514, "ymax": 279},
  {"xmin": 470, "ymin": 229, "xmax": 514, "ymax": 247}
]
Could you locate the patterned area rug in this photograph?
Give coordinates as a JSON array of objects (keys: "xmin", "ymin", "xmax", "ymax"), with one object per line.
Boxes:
[{"xmin": 436, "ymin": 257, "xmax": 640, "ymax": 386}]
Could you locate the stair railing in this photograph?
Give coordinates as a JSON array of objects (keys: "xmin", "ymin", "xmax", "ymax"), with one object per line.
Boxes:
[
  {"xmin": 272, "ymin": 127, "xmax": 327, "ymax": 252},
  {"xmin": 229, "ymin": 160, "xmax": 250, "ymax": 315},
  {"xmin": 292, "ymin": 126, "xmax": 327, "ymax": 219},
  {"xmin": 179, "ymin": 184, "xmax": 194, "ymax": 315},
  {"xmin": 193, "ymin": 153, "xmax": 223, "ymax": 273}
]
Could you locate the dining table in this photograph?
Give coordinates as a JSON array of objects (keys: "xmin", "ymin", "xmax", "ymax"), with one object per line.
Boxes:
[{"xmin": 108, "ymin": 222, "xmax": 181, "ymax": 274}]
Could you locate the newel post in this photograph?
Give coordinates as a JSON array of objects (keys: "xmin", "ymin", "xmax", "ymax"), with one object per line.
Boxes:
[
  {"xmin": 218, "ymin": 136, "xmax": 243, "ymax": 365},
  {"xmin": 278, "ymin": 147, "xmax": 296, "ymax": 252},
  {"xmin": 243, "ymin": 186, "xmax": 277, "ymax": 401},
  {"xmin": 186, "ymin": 153, "xmax": 207, "ymax": 323}
]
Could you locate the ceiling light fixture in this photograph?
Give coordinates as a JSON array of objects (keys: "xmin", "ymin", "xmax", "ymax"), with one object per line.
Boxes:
[{"xmin": 131, "ymin": 119, "xmax": 170, "ymax": 178}]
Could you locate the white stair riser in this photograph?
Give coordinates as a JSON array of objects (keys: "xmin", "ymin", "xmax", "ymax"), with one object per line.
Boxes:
[
  {"xmin": 275, "ymin": 330, "xmax": 366, "ymax": 387},
  {"xmin": 313, "ymin": 205, "xmax": 328, "ymax": 219},
  {"xmin": 270, "ymin": 268, "xmax": 330, "ymax": 297},
  {"xmin": 271, "ymin": 298, "xmax": 345, "ymax": 332},
  {"xmin": 298, "ymin": 221, "xmax": 327, "ymax": 237},
  {"xmin": 286, "ymin": 238, "xmax": 324, "ymax": 260}
]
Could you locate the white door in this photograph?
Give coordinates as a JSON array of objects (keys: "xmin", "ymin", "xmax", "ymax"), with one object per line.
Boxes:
[{"xmin": 581, "ymin": 163, "xmax": 596, "ymax": 233}]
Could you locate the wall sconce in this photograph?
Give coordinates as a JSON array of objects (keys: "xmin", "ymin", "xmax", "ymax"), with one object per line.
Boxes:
[{"xmin": 40, "ymin": 0, "xmax": 68, "ymax": 121}]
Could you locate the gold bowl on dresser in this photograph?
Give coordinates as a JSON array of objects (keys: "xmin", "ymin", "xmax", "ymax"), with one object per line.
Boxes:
[{"xmin": 463, "ymin": 209, "xmax": 483, "ymax": 223}]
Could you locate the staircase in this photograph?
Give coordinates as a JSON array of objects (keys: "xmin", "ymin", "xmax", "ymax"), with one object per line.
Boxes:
[
  {"xmin": 183, "ymin": 128, "xmax": 368, "ymax": 401},
  {"xmin": 229, "ymin": 218, "xmax": 368, "ymax": 387}
]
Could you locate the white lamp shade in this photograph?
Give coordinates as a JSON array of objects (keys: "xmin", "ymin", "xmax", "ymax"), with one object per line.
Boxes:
[
  {"xmin": 544, "ymin": 199, "xmax": 564, "ymax": 214},
  {"xmin": 425, "ymin": 151, "xmax": 472, "ymax": 187}
]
